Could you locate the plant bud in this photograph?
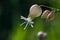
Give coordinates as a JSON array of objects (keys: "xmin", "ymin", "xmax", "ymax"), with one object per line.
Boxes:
[
  {"xmin": 47, "ymin": 11, "xmax": 55, "ymax": 21},
  {"xmin": 28, "ymin": 4, "xmax": 42, "ymax": 19},
  {"xmin": 41, "ymin": 10, "xmax": 50, "ymax": 19},
  {"xmin": 37, "ymin": 31, "xmax": 47, "ymax": 40}
]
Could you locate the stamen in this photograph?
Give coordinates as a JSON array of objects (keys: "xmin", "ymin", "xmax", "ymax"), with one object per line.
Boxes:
[
  {"xmin": 21, "ymin": 16, "xmax": 27, "ymax": 21},
  {"xmin": 31, "ymin": 24, "xmax": 33, "ymax": 28},
  {"xmin": 20, "ymin": 22, "xmax": 26, "ymax": 26},
  {"xmin": 24, "ymin": 22, "xmax": 29, "ymax": 30},
  {"xmin": 30, "ymin": 21, "xmax": 34, "ymax": 24}
]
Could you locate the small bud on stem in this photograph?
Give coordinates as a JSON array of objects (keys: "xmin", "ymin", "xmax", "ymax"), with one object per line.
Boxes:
[{"xmin": 37, "ymin": 31, "xmax": 47, "ymax": 40}]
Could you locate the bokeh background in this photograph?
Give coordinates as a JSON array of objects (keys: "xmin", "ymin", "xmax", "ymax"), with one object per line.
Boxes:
[{"xmin": 0, "ymin": 0, "xmax": 60, "ymax": 40}]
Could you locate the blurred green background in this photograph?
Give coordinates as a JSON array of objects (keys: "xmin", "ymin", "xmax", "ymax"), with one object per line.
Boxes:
[{"xmin": 0, "ymin": 0, "xmax": 60, "ymax": 40}]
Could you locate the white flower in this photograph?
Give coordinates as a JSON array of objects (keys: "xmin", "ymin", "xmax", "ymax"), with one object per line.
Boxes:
[{"xmin": 20, "ymin": 4, "xmax": 42, "ymax": 30}]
